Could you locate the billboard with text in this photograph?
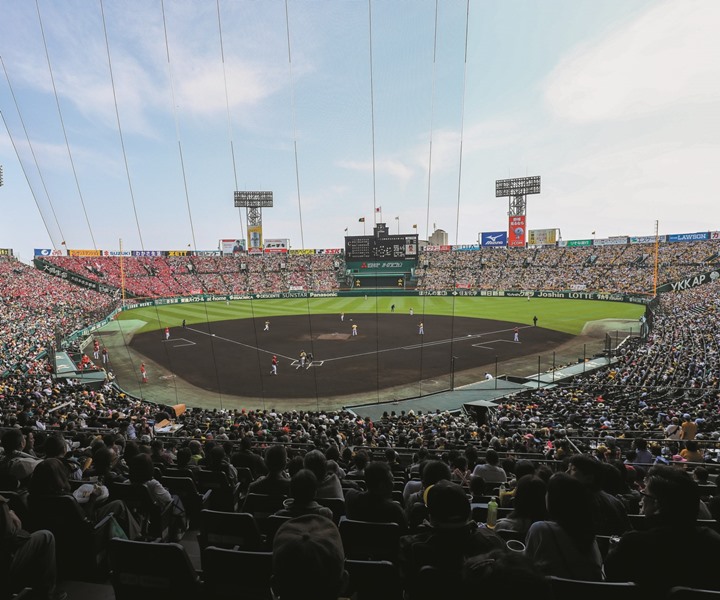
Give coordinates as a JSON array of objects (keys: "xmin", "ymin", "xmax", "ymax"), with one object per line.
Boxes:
[{"xmin": 507, "ymin": 215, "xmax": 526, "ymax": 247}]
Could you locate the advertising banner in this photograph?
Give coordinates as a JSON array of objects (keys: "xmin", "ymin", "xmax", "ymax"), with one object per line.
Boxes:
[
  {"xmin": 668, "ymin": 232, "xmax": 710, "ymax": 243},
  {"xmin": 0, "ymin": 248, "xmax": 13, "ymax": 256},
  {"xmin": 248, "ymin": 226, "xmax": 263, "ymax": 254},
  {"xmin": 657, "ymin": 269, "xmax": 720, "ymax": 292},
  {"xmin": 508, "ymin": 215, "xmax": 526, "ymax": 247},
  {"xmin": 67, "ymin": 249, "xmax": 102, "ymax": 256},
  {"xmin": 564, "ymin": 239, "xmax": 592, "ymax": 247},
  {"xmin": 712, "ymin": 231, "xmax": 720, "ymax": 240},
  {"xmin": 34, "ymin": 249, "xmax": 63, "ymax": 256},
  {"xmin": 453, "ymin": 245, "xmax": 480, "ymax": 252},
  {"xmin": 103, "ymin": 250, "xmax": 132, "ymax": 256},
  {"xmin": 131, "ymin": 250, "xmax": 163, "ymax": 256},
  {"xmin": 528, "ymin": 228, "xmax": 557, "ymax": 245},
  {"xmin": 315, "ymin": 248, "xmax": 342, "ymax": 254},
  {"xmin": 481, "ymin": 232, "xmax": 507, "ymax": 247},
  {"xmin": 593, "ymin": 237, "xmax": 627, "ymax": 246},
  {"xmin": 166, "ymin": 250, "xmax": 190, "ymax": 256},
  {"xmin": 423, "ymin": 245, "xmax": 452, "ymax": 252},
  {"xmin": 630, "ymin": 235, "xmax": 666, "ymax": 244},
  {"xmin": 263, "ymin": 238, "xmax": 289, "ymax": 253},
  {"xmin": 289, "ymin": 249, "xmax": 315, "ymax": 255},
  {"xmin": 220, "ymin": 239, "xmax": 246, "ymax": 255}
]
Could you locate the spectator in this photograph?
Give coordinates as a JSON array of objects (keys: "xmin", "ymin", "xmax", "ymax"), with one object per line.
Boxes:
[
  {"xmin": 524, "ymin": 472, "xmax": 603, "ymax": 581},
  {"xmin": 398, "ymin": 480, "xmax": 505, "ymax": 598},
  {"xmin": 271, "ymin": 515, "xmax": 347, "ymax": 600},
  {"xmin": 604, "ymin": 465, "xmax": 720, "ymax": 593},
  {"xmin": 275, "ymin": 469, "xmax": 334, "ymax": 520},
  {"xmin": 344, "ymin": 461, "xmax": 407, "ymax": 528},
  {"xmin": 248, "ymin": 445, "xmax": 290, "ymax": 497}
]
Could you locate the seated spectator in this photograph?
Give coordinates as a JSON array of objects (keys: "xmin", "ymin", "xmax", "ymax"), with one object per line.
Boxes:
[
  {"xmin": 275, "ymin": 469, "xmax": 334, "ymax": 520},
  {"xmin": 405, "ymin": 460, "xmax": 452, "ymax": 529},
  {"xmin": 0, "ymin": 429, "xmax": 42, "ymax": 490},
  {"xmin": 346, "ymin": 450, "xmax": 369, "ymax": 478},
  {"xmin": 41, "ymin": 433, "xmax": 83, "ymax": 481},
  {"xmin": 1, "ymin": 493, "xmax": 66, "ymax": 600},
  {"xmin": 470, "ymin": 449, "xmax": 507, "ymax": 486},
  {"xmin": 204, "ymin": 445, "xmax": 238, "ymax": 487},
  {"xmin": 462, "ymin": 550, "xmax": 553, "ymax": 600},
  {"xmin": 83, "ymin": 446, "xmax": 127, "ymax": 485},
  {"xmin": 494, "ymin": 475, "xmax": 547, "ymax": 539},
  {"xmin": 230, "ymin": 437, "xmax": 267, "ymax": 479},
  {"xmin": 398, "ymin": 480, "xmax": 505, "ymax": 598},
  {"xmin": 680, "ymin": 440, "xmax": 704, "ymax": 464},
  {"xmin": 385, "ymin": 448, "xmax": 406, "ymax": 479},
  {"xmin": 30, "ymin": 457, "xmax": 140, "ymax": 540},
  {"xmin": 303, "ymin": 450, "xmax": 343, "ymax": 499},
  {"xmin": 450, "ymin": 455, "xmax": 471, "ymax": 487},
  {"xmin": 567, "ymin": 454, "xmax": 630, "ymax": 535},
  {"xmin": 524, "ymin": 472, "xmax": 603, "ymax": 581},
  {"xmin": 271, "ymin": 515, "xmax": 348, "ymax": 600},
  {"xmin": 248, "ymin": 445, "xmax": 290, "ymax": 497},
  {"xmin": 128, "ymin": 453, "xmax": 186, "ymax": 540},
  {"xmin": 604, "ymin": 465, "xmax": 720, "ymax": 593},
  {"xmin": 345, "ymin": 461, "xmax": 407, "ymax": 528}
]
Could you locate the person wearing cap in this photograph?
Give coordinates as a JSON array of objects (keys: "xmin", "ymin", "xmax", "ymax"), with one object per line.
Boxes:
[
  {"xmin": 271, "ymin": 514, "xmax": 348, "ymax": 600},
  {"xmin": 398, "ymin": 480, "xmax": 504, "ymax": 598},
  {"xmin": 604, "ymin": 465, "xmax": 720, "ymax": 594},
  {"xmin": 270, "ymin": 355, "xmax": 278, "ymax": 375}
]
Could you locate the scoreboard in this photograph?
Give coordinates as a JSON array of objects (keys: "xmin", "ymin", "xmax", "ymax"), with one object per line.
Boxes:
[{"xmin": 345, "ymin": 234, "xmax": 418, "ymax": 260}]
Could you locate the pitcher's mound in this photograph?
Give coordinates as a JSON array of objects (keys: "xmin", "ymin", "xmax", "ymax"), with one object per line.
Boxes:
[{"xmin": 318, "ymin": 332, "xmax": 352, "ymax": 340}]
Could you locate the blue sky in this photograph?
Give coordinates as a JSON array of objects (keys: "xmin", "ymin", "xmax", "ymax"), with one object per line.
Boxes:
[{"xmin": 1, "ymin": 0, "xmax": 719, "ymax": 262}]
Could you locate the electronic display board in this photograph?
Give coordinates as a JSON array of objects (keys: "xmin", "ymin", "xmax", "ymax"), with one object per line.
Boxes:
[{"xmin": 345, "ymin": 234, "xmax": 418, "ymax": 260}]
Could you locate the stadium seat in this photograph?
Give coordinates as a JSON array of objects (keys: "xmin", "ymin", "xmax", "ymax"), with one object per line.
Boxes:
[
  {"xmin": 109, "ymin": 538, "xmax": 202, "ymax": 600},
  {"xmin": 339, "ymin": 519, "xmax": 401, "ymax": 562},
  {"xmin": 345, "ymin": 559, "xmax": 403, "ymax": 600},
  {"xmin": 195, "ymin": 469, "xmax": 237, "ymax": 512},
  {"xmin": 547, "ymin": 575, "xmax": 637, "ymax": 600},
  {"xmin": 27, "ymin": 494, "xmax": 114, "ymax": 581},
  {"xmin": 668, "ymin": 587, "xmax": 720, "ymax": 600},
  {"xmin": 201, "ymin": 547, "xmax": 273, "ymax": 600},
  {"xmin": 197, "ymin": 509, "xmax": 264, "ymax": 555},
  {"xmin": 108, "ymin": 481, "xmax": 173, "ymax": 541},
  {"xmin": 160, "ymin": 475, "xmax": 211, "ymax": 528}
]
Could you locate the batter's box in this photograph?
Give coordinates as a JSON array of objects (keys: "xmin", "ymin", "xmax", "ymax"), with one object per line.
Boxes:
[
  {"xmin": 164, "ymin": 338, "xmax": 196, "ymax": 348},
  {"xmin": 472, "ymin": 339, "xmax": 518, "ymax": 349},
  {"xmin": 290, "ymin": 360, "xmax": 323, "ymax": 369}
]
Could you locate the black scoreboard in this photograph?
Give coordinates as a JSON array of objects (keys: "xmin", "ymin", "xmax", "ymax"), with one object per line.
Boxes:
[{"xmin": 345, "ymin": 233, "xmax": 418, "ymax": 260}]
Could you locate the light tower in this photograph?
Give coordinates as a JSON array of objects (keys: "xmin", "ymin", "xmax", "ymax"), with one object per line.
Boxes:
[
  {"xmin": 233, "ymin": 191, "xmax": 273, "ymax": 253},
  {"xmin": 495, "ymin": 176, "xmax": 541, "ymax": 247}
]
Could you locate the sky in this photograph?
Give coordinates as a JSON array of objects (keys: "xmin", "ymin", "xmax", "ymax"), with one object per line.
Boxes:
[{"xmin": 1, "ymin": 0, "xmax": 719, "ymax": 263}]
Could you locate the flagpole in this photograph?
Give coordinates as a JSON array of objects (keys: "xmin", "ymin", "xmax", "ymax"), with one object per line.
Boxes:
[{"xmin": 395, "ymin": 216, "xmax": 399, "ymax": 234}]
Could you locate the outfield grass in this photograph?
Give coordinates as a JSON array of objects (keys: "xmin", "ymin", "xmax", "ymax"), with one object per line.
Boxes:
[{"xmin": 117, "ymin": 296, "xmax": 645, "ymax": 336}]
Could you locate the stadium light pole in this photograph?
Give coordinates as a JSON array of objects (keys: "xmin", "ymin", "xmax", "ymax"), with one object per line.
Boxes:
[{"xmin": 395, "ymin": 216, "xmax": 400, "ymax": 234}]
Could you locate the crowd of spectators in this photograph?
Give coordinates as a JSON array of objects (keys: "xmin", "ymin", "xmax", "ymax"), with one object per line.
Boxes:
[
  {"xmin": 417, "ymin": 238, "xmax": 720, "ymax": 293},
  {"xmin": 0, "ymin": 257, "xmax": 118, "ymax": 376},
  {"xmin": 2, "ymin": 249, "xmax": 720, "ymax": 596},
  {"xmin": 43, "ymin": 252, "xmax": 342, "ymax": 297}
]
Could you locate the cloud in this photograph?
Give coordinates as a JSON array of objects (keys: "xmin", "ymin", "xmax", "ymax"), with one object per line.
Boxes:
[{"xmin": 544, "ymin": 0, "xmax": 720, "ymax": 123}]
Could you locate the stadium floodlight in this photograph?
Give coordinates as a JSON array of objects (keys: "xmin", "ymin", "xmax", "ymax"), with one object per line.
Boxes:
[
  {"xmin": 495, "ymin": 176, "xmax": 541, "ymax": 198},
  {"xmin": 496, "ymin": 175, "xmax": 541, "ymax": 217},
  {"xmin": 234, "ymin": 191, "xmax": 273, "ymax": 208},
  {"xmin": 233, "ymin": 191, "xmax": 274, "ymax": 250}
]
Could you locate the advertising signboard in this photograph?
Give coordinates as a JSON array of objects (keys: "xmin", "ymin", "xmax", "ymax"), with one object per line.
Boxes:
[{"xmin": 507, "ymin": 215, "xmax": 526, "ymax": 247}]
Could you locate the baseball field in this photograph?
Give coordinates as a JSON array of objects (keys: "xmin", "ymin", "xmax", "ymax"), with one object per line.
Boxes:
[{"xmin": 100, "ymin": 296, "xmax": 644, "ymax": 410}]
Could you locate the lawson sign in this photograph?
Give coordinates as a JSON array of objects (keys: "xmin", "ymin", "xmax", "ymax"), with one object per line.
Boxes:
[
  {"xmin": 481, "ymin": 232, "xmax": 507, "ymax": 247},
  {"xmin": 668, "ymin": 232, "xmax": 709, "ymax": 243}
]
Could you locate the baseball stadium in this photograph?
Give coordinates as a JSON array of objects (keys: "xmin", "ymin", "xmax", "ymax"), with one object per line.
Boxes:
[{"xmin": 1, "ymin": 2, "xmax": 720, "ymax": 599}]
